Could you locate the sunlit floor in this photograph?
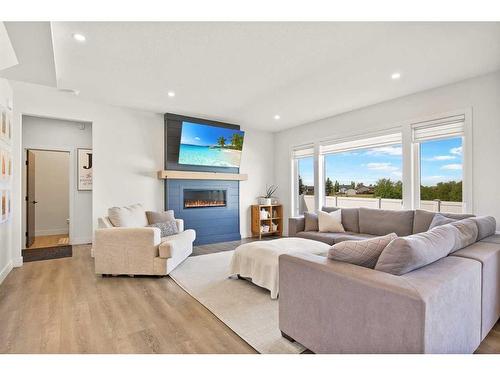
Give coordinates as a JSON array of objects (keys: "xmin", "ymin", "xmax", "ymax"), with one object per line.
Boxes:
[{"xmin": 26, "ymin": 234, "xmax": 69, "ymax": 249}]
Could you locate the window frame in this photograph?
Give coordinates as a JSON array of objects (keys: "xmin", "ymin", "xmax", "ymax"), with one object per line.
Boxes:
[{"xmin": 288, "ymin": 108, "xmax": 472, "ymax": 215}]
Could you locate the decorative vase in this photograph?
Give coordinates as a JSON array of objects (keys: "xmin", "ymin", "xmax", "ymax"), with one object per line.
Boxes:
[{"xmin": 258, "ymin": 197, "xmax": 272, "ymax": 205}]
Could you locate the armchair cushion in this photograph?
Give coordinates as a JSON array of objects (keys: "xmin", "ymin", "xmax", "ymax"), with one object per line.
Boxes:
[{"xmin": 108, "ymin": 203, "xmax": 148, "ymax": 227}]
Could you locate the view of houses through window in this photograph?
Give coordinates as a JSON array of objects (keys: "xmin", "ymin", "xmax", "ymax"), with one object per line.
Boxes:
[{"xmin": 295, "ymin": 128, "xmax": 465, "ymax": 214}]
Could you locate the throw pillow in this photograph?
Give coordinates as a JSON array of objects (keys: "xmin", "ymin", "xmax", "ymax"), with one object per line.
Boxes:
[
  {"xmin": 374, "ymin": 224, "xmax": 457, "ymax": 275},
  {"xmin": 304, "ymin": 212, "xmax": 319, "ymax": 232},
  {"xmin": 147, "ymin": 221, "xmax": 179, "ymax": 237},
  {"xmin": 429, "ymin": 214, "xmax": 456, "ymax": 229},
  {"xmin": 146, "ymin": 210, "xmax": 175, "ymax": 225},
  {"xmin": 328, "ymin": 233, "xmax": 398, "ymax": 268},
  {"xmin": 108, "ymin": 203, "xmax": 148, "ymax": 227},
  {"xmin": 318, "ymin": 210, "xmax": 345, "ymax": 233}
]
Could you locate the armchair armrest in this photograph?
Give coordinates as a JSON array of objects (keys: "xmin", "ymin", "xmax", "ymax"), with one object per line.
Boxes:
[
  {"xmin": 288, "ymin": 216, "xmax": 305, "ymax": 236},
  {"xmin": 94, "ymin": 227, "xmax": 162, "ymax": 274}
]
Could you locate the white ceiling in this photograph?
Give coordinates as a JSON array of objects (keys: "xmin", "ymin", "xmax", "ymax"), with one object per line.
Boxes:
[
  {"xmin": 5, "ymin": 22, "xmax": 500, "ymax": 131},
  {"xmin": 0, "ymin": 22, "xmax": 57, "ymax": 86}
]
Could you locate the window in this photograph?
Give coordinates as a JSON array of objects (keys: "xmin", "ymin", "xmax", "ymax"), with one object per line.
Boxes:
[
  {"xmin": 321, "ymin": 133, "xmax": 403, "ymax": 210},
  {"xmin": 412, "ymin": 115, "xmax": 465, "ymax": 213},
  {"xmin": 292, "ymin": 145, "xmax": 315, "ymax": 214}
]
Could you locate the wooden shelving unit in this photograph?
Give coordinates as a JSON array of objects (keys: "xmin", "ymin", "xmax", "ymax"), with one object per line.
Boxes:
[{"xmin": 251, "ymin": 204, "xmax": 283, "ymax": 240}]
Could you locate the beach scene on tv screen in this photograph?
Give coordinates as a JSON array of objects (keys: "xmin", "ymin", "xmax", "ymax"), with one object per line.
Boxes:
[{"xmin": 178, "ymin": 121, "xmax": 245, "ymax": 168}]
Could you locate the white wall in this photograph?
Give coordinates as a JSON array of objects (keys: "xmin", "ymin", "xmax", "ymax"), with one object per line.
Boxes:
[
  {"xmin": 11, "ymin": 82, "xmax": 165, "ymax": 263},
  {"xmin": 0, "ymin": 77, "xmax": 13, "ymax": 283},
  {"xmin": 22, "ymin": 116, "xmax": 91, "ymax": 243},
  {"xmin": 275, "ymin": 70, "xmax": 500, "ymax": 233},
  {"xmin": 239, "ymin": 128, "xmax": 275, "ymax": 237},
  {"xmin": 31, "ymin": 150, "xmax": 70, "ymax": 236}
]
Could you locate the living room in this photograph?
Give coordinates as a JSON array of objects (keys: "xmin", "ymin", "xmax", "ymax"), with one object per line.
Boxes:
[{"xmin": 1, "ymin": 1, "xmax": 500, "ymax": 373}]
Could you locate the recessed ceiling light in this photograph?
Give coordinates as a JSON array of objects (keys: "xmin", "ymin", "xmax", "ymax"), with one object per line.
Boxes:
[
  {"xmin": 72, "ymin": 33, "xmax": 86, "ymax": 42},
  {"xmin": 167, "ymin": 91, "xmax": 176, "ymax": 97},
  {"xmin": 274, "ymin": 115, "xmax": 281, "ymax": 120},
  {"xmin": 59, "ymin": 88, "xmax": 80, "ymax": 96},
  {"xmin": 391, "ymin": 72, "xmax": 401, "ymax": 80}
]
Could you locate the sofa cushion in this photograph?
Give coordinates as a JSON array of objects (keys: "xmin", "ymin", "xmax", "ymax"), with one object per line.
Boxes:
[
  {"xmin": 375, "ymin": 224, "xmax": 456, "ymax": 275},
  {"xmin": 328, "ymin": 233, "xmax": 398, "ymax": 268},
  {"xmin": 412, "ymin": 209, "xmax": 474, "ymax": 234},
  {"xmin": 304, "ymin": 212, "xmax": 319, "ymax": 231},
  {"xmin": 447, "ymin": 219, "xmax": 478, "ymax": 253},
  {"xmin": 471, "ymin": 216, "xmax": 497, "ymax": 240},
  {"xmin": 108, "ymin": 203, "xmax": 149, "ymax": 227},
  {"xmin": 332, "ymin": 232, "xmax": 377, "ymax": 243},
  {"xmin": 429, "ymin": 214, "xmax": 457, "ymax": 229},
  {"xmin": 295, "ymin": 231, "xmax": 373, "ymax": 245},
  {"xmin": 359, "ymin": 207, "xmax": 414, "ymax": 236},
  {"xmin": 322, "ymin": 206, "xmax": 359, "ymax": 232},
  {"xmin": 146, "ymin": 210, "xmax": 175, "ymax": 225},
  {"xmin": 318, "ymin": 210, "xmax": 345, "ymax": 233},
  {"xmin": 451, "ymin": 241, "xmax": 500, "ymax": 340}
]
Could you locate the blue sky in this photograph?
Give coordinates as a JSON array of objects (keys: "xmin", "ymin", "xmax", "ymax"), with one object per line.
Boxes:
[
  {"xmin": 298, "ymin": 137, "xmax": 462, "ymax": 186},
  {"xmin": 180, "ymin": 121, "xmax": 245, "ymax": 146}
]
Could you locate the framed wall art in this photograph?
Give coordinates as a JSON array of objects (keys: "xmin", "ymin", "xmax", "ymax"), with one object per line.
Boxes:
[{"xmin": 77, "ymin": 148, "xmax": 93, "ymax": 191}]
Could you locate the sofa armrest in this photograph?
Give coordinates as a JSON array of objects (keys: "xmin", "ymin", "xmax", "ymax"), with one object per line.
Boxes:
[
  {"xmin": 288, "ymin": 216, "xmax": 305, "ymax": 236},
  {"xmin": 94, "ymin": 227, "xmax": 162, "ymax": 274},
  {"xmin": 279, "ymin": 253, "xmax": 481, "ymax": 353},
  {"xmin": 279, "ymin": 253, "xmax": 425, "ymax": 353},
  {"xmin": 175, "ymin": 218, "xmax": 184, "ymax": 232}
]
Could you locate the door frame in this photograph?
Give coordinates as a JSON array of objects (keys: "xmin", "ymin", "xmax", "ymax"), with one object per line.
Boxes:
[{"xmin": 23, "ymin": 146, "xmax": 74, "ymax": 248}]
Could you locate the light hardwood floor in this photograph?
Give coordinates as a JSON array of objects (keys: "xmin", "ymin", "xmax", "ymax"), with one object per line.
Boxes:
[
  {"xmin": 0, "ymin": 243, "xmax": 499, "ymax": 354},
  {"xmin": 26, "ymin": 234, "xmax": 70, "ymax": 249}
]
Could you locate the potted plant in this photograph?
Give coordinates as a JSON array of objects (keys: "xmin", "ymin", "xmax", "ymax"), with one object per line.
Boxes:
[{"xmin": 258, "ymin": 185, "xmax": 278, "ymax": 205}]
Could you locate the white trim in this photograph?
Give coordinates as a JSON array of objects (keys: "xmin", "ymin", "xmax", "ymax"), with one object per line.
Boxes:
[
  {"xmin": 13, "ymin": 256, "xmax": 22, "ymax": 267},
  {"xmin": 0, "ymin": 260, "xmax": 13, "ymax": 284},
  {"xmin": 22, "ymin": 145, "xmax": 74, "ymax": 247}
]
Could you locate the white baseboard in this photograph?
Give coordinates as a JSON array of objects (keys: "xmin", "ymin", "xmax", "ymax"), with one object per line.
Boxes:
[
  {"xmin": 35, "ymin": 228, "xmax": 69, "ymax": 236},
  {"xmin": 0, "ymin": 260, "xmax": 13, "ymax": 285},
  {"xmin": 13, "ymin": 256, "xmax": 23, "ymax": 268}
]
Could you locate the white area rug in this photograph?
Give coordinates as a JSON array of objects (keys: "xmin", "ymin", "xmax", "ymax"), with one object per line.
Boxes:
[{"xmin": 170, "ymin": 250, "xmax": 305, "ymax": 354}]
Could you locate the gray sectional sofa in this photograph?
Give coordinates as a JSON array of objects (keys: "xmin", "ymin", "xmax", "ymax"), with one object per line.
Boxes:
[{"xmin": 280, "ymin": 207, "xmax": 500, "ymax": 353}]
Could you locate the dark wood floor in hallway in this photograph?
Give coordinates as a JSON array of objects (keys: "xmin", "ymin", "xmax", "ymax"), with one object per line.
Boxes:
[{"xmin": 0, "ymin": 243, "xmax": 499, "ymax": 354}]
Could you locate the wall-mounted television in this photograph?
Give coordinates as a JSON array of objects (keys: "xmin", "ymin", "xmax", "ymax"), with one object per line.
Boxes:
[{"xmin": 178, "ymin": 121, "xmax": 245, "ymax": 168}]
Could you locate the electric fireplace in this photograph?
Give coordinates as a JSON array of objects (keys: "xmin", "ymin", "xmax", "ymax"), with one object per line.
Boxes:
[{"xmin": 183, "ymin": 189, "xmax": 227, "ymax": 209}]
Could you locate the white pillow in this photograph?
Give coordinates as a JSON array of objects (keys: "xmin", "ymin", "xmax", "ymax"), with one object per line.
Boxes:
[
  {"xmin": 108, "ymin": 203, "xmax": 149, "ymax": 227},
  {"xmin": 317, "ymin": 210, "xmax": 345, "ymax": 233}
]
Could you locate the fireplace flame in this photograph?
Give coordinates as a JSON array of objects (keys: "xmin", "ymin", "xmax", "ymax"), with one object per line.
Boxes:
[{"xmin": 184, "ymin": 200, "xmax": 226, "ymax": 208}]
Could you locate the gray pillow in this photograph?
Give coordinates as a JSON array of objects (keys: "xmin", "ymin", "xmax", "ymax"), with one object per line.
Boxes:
[
  {"xmin": 447, "ymin": 219, "xmax": 478, "ymax": 252},
  {"xmin": 471, "ymin": 216, "xmax": 496, "ymax": 240},
  {"xmin": 146, "ymin": 210, "xmax": 175, "ymax": 225},
  {"xmin": 359, "ymin": 207, "xmax": 415, "ymax": 236},
  {"xmin": 375, "ymin": 225, "xmax": 457, "ymax": 275},
  {"xmin": 147, "ymin": 220, "xmax": 179, "ymax": 237},
  {"xmin": 304, "ymin": 212, "xmax": 319, "ymax": 232},
  {"xmin": 328, "ymin": 233, "xmax": 397, "ymax": 269},
  {"xmin": 429, "ymin": 214, "xmax": 457, "ymax": 229}
]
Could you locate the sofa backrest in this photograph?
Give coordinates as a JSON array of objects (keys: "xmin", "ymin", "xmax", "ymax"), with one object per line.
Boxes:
[
  {"xmin": 412, "ymin": 209, "xmax": 474, "ymax": 234},
  {"xmin": 322, "ymin": 206, "xmax": 359, "ymax": 232},
  {"xmin": 359, "ymin": 207, "xmax": 415, "ymax": 236}
]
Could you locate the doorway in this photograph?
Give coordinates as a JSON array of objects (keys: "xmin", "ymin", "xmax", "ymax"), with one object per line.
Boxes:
[{"xmin": 24, "ymin": 149, "xmax": 71, "ymax": 260}]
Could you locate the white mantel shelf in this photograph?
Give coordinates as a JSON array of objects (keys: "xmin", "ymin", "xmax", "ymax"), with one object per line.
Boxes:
[{"xmin": 157, "ymin": 170, "xmax": 248, "ymax": 181}]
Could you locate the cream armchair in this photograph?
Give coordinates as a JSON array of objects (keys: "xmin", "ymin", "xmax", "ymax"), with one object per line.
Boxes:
[{"xmin": 94, "ymin": 216, "xmax": 196, "ymax": 276}]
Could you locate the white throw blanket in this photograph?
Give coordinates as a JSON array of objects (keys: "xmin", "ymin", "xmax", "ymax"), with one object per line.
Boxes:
[{"xmin": 228, "ymin": 238, "xmax": 330, "ymax": 299}]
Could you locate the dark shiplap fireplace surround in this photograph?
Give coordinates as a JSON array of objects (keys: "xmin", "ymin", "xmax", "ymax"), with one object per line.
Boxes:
[{"xmin": 164, "ymin": 113, "xmax": 241, "ymax": 245}]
